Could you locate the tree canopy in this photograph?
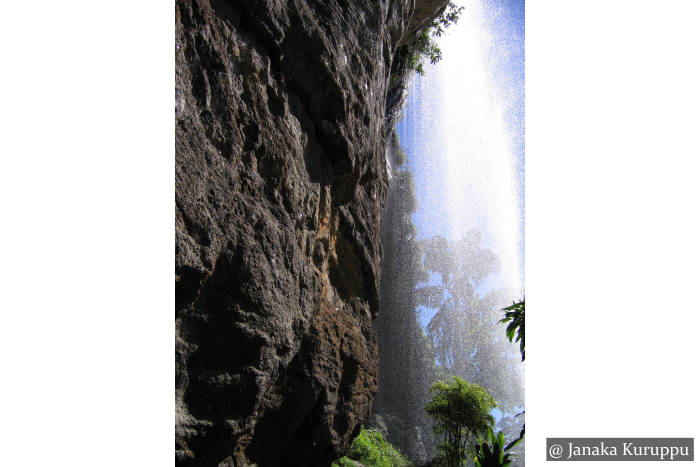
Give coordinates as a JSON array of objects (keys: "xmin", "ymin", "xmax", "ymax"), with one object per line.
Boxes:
[
  {"xmin": 416, "ymin": 231, "xmax": 523, "ymax": 412},
  {"xmin": 425, "ymin": 377, "xmax": 496, "ymax": 466}
]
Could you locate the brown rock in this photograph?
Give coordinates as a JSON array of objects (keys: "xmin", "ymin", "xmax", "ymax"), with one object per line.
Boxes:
[{"xmin": 175, "ymin": 0, "xmax": 447, "ymax": 465}]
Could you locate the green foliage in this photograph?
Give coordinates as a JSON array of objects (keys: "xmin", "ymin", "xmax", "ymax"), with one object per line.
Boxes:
[
  {"xmin": 409, "ymin": 29, "xmax": 441, "ymax": 75},
  {"xmin": 425, "ymin": 377, "xmax": 496, "ymax": 466},
  {"xmin": 333, "ymin": 428, "xmax": 412, "ymax": 467},
  {"xmin": 500, "ymin": 299, "xmax": 525, "ymax": 361},
  {"xmin": 495, "ymin": 412, "xmax": 525, "ymax": 461},
  {"xmin": 474, "ymin": 427, "xmax": 521, "ymax": 467},
  {"xmin": 430, "ymin": 1, "xmax": 465, "ymax": 38},
  {"xmin": 497, "ymin": 299, "xmax": 526, "ymax": 459},
  {"xmin": 331, "ymin": 457, "xmax": 359, "ymax": 467},
  {"xmin": 407, "ymin": 1, "xmax": 464, "ymax": 75}
]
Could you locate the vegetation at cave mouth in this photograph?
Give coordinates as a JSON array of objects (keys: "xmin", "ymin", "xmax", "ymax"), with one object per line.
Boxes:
[{"xmin": 332, "ymin": 427, "xmax": 411, "ymax": 467}]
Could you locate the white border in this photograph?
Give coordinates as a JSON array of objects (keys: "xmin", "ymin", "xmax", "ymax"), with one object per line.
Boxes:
[{"xmin": 527, "ymin": 1, "xmax": 700, "ymax": 465}]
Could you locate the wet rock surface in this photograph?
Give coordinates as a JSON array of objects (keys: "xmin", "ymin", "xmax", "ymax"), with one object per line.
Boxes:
[
  {"xmin": 349, "ymin": 412, "xmax": 428, "ymax": 465},
  {"xmin": 370, "ymin": 135, "xmax": 438, "ymax": 465},
  {"xmin": 368, "ymin": 413, "xmax": 428, "ymax": 464},
  {"xmin": 175, "ymin": 0, "xmax": 447, "ymax": 465}
]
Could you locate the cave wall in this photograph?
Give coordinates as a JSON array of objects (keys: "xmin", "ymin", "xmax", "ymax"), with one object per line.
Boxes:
[
  {"xmin": 371, "ymin": 135, "xmax": 439, "ymax": 464},
  {"xmin": 175, "ymin": 0, "xmax": 447, "ymax": 465}
]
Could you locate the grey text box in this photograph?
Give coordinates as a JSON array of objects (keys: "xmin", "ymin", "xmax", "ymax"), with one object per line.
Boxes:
[{"xmin": 546, "ymin": 438, "xmax": 694, "ymax": 461}]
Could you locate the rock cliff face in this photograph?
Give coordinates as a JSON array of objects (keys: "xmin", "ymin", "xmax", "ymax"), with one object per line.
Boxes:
[
  {"xmin": 371, "ymin": 134, "xmax": 438, "ymax": 464},
  {"xmin": 175, "ymin": 0, "xmax": 447, "ymax": 465}
]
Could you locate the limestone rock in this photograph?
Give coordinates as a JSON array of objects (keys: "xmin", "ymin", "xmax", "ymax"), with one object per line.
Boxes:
[
  {"xmin": 365, "ymin": 413, "xmax": 389, "ymax": 440},
  {"xmin": 175, "ymin": 0, "xmax": 447, "ymax": 465}
]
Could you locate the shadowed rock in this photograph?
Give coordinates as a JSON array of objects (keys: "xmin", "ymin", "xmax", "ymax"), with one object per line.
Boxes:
[{"xmin": 175, "ymin": 0, "xmax": 448, "ymax": 465}]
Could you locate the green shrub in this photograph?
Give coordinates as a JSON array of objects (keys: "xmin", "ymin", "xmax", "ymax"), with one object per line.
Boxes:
[
  {"xmin": 500, "ymin": 299, "xmax": 525, "ymax": 361},
  {"xmin": 406, "ymin": 1, "xmax": 464, "ymax": 75},
  {"xmin": 333, "ymin": 427, "xmax": 412, "ymax": 467},
  {"xmin": 425, "ymin": 377, "xmax": 496, "ymax": 466},
  {"xmin": 474, "ymin": 427, "xmax": 522, "ymax": 467},
  {"xmin": 331, "ymin": 457, "xmax": 360, "ymax": 467}
]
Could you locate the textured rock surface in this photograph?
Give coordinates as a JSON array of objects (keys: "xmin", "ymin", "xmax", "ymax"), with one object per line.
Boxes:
[
  {"xmin": 175, "ymin": 0, "xmax": 447, "ymax": 465},
  {"xmin": 371, "ymin": 135, "xmax": 438, "ymax": 464}
]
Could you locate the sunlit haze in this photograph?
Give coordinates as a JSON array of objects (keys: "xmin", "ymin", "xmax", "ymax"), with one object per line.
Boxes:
[{"xmin": 397, "ymin": 0, "xmax": 525, "ymax": 295}]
